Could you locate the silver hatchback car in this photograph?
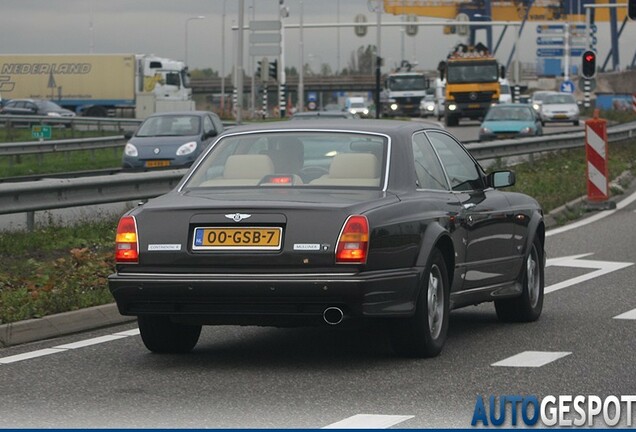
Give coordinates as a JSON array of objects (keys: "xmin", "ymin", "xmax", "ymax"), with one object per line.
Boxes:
[{"xmin": 539, "ymin": 92, "xmax": 580, "ymax": 126}]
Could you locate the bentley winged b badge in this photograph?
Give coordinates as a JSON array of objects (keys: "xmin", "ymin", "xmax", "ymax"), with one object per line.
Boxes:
[{"xmin": 225, "ymin": 213, "xmax": 252, "ymax": 222}]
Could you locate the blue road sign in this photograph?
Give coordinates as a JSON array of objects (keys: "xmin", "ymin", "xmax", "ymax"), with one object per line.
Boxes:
[
  {"xmin": 307, "ymin": 92, "xmax": 317, "ymax": 102},
  {"xmin": 537, "ymin": 48, "xmax": 586, "ymax": 57},
  {"xmin": 536, "ymin": 24, "xmax": 565, "ymax": 34},
  {"xmin": 537, "ymin": 48, "xmax": 564, "ymax": 57},
  {"xmin": 537, "ymin": 36, "xmax": 565, "ymax": 46},
  {"xmin": 560, "ymin": 80, "xmax": 575, "ymax": 93}
]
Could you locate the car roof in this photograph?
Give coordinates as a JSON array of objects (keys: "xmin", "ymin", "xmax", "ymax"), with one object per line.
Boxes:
[
  {"xmin": 292, "ymin": 111, "xmax": 350, "ymax": 117},
  {"xmin": 491, "ymin": 103, "xmax": 532, "ymax": 108},
  {"xmin": 220, "ymin": 119, "xmax": 444, "ymax": 136},
  {"xmin": 146, "ymin": 111, "xmax": 214, "ymax": 117}
]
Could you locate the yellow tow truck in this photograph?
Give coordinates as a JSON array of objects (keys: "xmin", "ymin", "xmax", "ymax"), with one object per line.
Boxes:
[{"xmin": 439, "ymin": 43, "xmax": 505, "ymax": 127}]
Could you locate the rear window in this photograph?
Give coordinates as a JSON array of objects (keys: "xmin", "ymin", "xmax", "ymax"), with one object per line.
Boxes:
[{"xmin": 183, "ymin": 131, "xmax": 388, "ymax": 189}]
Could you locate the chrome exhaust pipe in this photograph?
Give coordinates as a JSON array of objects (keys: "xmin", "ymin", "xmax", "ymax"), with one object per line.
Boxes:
[{"xmin": 323, "ymin": 307, "xmax": 344, "ymax": 325}]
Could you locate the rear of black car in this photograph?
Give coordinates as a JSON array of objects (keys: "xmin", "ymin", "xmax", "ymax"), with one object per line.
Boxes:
[{"xmin": 108, "ymin": 190, "xmax": 423, "ymax": 327}]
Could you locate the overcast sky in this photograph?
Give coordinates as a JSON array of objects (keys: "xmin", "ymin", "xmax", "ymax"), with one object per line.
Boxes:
[{"xmin": 1, "ymin": 0, "xmax": 635, "ymax": 77}]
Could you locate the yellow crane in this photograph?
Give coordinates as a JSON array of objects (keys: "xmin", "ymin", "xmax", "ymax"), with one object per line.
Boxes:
[
  {"xmin": 384, "ymin": 0, "xmax": 632, "ymax": 71},
  {"xmin": 384, "ymin": 0, "xmax": 628, "ymax": 22}
]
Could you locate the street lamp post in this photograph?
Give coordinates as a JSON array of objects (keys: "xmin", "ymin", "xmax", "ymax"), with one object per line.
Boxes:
[
  {"xmin": 221, "ymin": 0, "xmax": 227, "ymax": 115},
  {"xmin": 185, "ymin": 15, "xmax": 205, "ymax": 65}
]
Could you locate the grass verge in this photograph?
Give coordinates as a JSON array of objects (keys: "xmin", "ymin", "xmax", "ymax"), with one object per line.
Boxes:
[
  {"xmin": 0, "ymin": 128, "xmax": 123, "ymax": 177},
  {"xmin": 0, "ymin": 147, "xmax": 123, "ymax": 178},
  {"xmin": 0, "ymin": 139, "xmax": 635, "ymax": 324}
]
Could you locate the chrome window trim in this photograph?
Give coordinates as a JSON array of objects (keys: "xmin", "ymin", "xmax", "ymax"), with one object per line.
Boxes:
[{"xmin": 178, "ymin": 128, "xmax": 392, "ymax": 193}]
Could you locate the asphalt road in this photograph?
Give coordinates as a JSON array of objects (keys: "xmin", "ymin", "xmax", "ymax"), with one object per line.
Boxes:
[{"xmin": 0, "ymin": 190, "xmax": 634, "ymax": 428}]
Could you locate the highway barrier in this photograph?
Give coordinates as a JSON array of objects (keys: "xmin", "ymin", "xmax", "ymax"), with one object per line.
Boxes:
[{"xmin": 1, "ymin": 121, "xmax": 635, "ymax": 230}]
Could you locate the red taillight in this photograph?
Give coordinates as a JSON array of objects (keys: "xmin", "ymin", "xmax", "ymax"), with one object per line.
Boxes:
[
  {"xmin": 115, "ymin": 215, "xmax": 139, "ymax": 264},
  {"xmin": 335, "ymin": 215, "xmax": 369, "ymax": 264}
]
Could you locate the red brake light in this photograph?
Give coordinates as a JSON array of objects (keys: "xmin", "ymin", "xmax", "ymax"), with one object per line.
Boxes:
[
  {"xmin": 336, "ymin": 215, "xmax": 369, "ymax": 264},
  {"xmin": 115, "ymin": 215, "xmax": 139, "ymax": 263},
  {"xmin": 270, "ymin": 175, "xmax": 292, "ymax": 184}
]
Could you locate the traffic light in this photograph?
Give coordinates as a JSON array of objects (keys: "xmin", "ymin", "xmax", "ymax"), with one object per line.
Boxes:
[
  {"xmin": 269, "ymin": 60, "xmax": 278, "ymax": 81},
  {"xmin": 257, "ymin": 57, "xmax": 268, "ymax": 82},
  {"xmin": 628, "ymin": 0, "xmax": 636, "ymax": 20},
  {"xmin": 581, "ymin": 50, "xmax": 596, "ymax": 79}
]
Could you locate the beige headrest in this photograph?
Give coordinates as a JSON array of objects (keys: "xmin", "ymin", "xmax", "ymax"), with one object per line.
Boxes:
[
  {"xmin": 328, "ymin": 153, "xmax": 379, "ymax": 179},
  {"xmin": 223, "ymin": 154, "xmax": 274, "ymax": 179}
]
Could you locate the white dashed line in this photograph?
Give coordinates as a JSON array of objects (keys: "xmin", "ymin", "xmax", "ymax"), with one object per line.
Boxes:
[
  {"xmin": 54, "ymin": 334, "xmax": 129, "ymax": 350},
  {"xmin": 491, "ymin": 351, "xmax": 571, "ymax": 368},
  {"xmin": 614, "ymin": 308, "xmax": 636, "ymax": 320},
  {"xmin": 323, "ymin": 414, "xmax": 414, "ymax": 429},
  {"xmin": 0, "ymin": 348, "xmax": 67, "ymax": 364},
  {"xmin": 0, "ymin": 330, "xmax": 139, "ymax": 364}
]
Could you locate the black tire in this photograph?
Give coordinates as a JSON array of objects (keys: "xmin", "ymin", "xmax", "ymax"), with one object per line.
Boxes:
[
  {"xmin": 444, "ymin": 115, "xmax": 458, "ymax": 127},
  {"xmin": 138, "ymin": 315, "xmax": 202, "ymax": 353},
  {"xmin": 85, "ymin": 106, "xmax": 107, "ymax": 117},
  {"xmin": 495, "ymin": 236, "xmax": 544, "ymax": 322},
  {"xmin": 390, "ymin": 248, "xmax": 450, "ymax": 358}
]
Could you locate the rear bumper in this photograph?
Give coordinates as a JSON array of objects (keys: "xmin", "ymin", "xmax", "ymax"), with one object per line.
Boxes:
[{"xmin": 108, "ymin": 268, "xmax": 421, "ymax": 325}]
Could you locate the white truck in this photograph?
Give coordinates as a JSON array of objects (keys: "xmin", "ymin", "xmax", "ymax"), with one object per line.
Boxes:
[
  {"xmin": 0, "ymin": 54, "xmax": 193, "ymax": 117},
  {"xmin": 381, "ymin": 66, "xmax": 429, "ymax": 117}
]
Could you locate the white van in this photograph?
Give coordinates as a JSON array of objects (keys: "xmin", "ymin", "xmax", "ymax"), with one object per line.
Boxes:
[{"xmin": 499, "ymin": 78, "xmax": 512, "ymax": 103}]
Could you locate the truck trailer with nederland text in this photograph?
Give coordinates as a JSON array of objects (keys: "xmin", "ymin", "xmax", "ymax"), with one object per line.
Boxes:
[{"xmin": 0, "ymin": 54, "xmax": 192, "ymax": 117}]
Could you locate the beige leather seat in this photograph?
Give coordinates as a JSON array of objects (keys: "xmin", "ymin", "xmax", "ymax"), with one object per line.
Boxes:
[
  {"xmin": 310, "ymin": 153, "xmax": 380, "ymax": 187},
  {"xmin": 200, "ymin": 154, "xmax": 274, "ymax": 186}
]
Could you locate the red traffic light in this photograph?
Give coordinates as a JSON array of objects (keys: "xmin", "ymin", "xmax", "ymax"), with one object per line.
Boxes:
[{"xmin": 581, "ymin": 50, "xmax": 596, "ymax": 79}]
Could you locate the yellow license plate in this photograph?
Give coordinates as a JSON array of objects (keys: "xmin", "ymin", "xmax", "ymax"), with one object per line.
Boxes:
[
  {"xmin": 554, "ymin": 114, "xmax": 567, "ymax": 119},
  {"xmin": 145, "ymin": 160, "xmax": 170, "ymax": 168},
  {"xmin": 468, "ymin": 103, "xmax": 481, "ymax": 109},
  {"xmin": 192, "ymin": 227, "xmax": 282, "ymax": 250}
]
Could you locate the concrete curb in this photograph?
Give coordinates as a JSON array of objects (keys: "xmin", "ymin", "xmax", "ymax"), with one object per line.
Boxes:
[{"xmin": 0, "ymin": 303, "xmax": 135, "ymax": 348}]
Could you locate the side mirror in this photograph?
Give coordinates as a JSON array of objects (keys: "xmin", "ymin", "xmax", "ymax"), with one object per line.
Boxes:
[
  {"xmin": 124, "ymin": 131, "xmax": 133, "ymax": 139},
  {"xmin": 488, "ymin": 170, "xmax": 515, "ymax": 189},
  {"xmin": 500, "ymin": 65, "xmax": 506, "ymax": 79},
  {"xmin": 204, "ymin": 130, "xmax": 218, "ymax": 139}
]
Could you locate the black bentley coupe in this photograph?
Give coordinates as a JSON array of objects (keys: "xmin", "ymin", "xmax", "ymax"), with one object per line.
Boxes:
[{"xmin": 109, "ymin": 120, "xmax": 545, "ymax": 358}]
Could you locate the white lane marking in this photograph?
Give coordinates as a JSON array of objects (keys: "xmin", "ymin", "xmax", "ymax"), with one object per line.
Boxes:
[
  {"xmin": 54, "ymin": 334, "xmax": 128, "ymax": 350},
  {"xmin": 545, "ymin": 254, "xmax": 633, "ymax": 294},
  {"xmin": 614, "ymin": 308, "xmax": 636, "ymax": 320},
  {"xmin": 491, "ymin": 351, "xmax": 571, "ymax": 368},
  {"xmin": 115, "ymin": 328, "xmax": 140, "ymax": 336},
  {"xmin": 0, "ymin": 329, "xmax": 139, "ymax": 365},
  {"xmin": 0, "ymin": 348, "xmax": 67, "ymax": 364},
  {"xmin": 323, "ymin": 414, "xmax": 414, "ymax": 429},
  {"xmin": 547, "ymin": 189, "xmax": 636, "ymax": 237}
]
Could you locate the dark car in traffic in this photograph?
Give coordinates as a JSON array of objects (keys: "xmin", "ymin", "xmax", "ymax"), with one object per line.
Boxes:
[
  {"xmin": 122, "ymin": 111, "xmax": 224, "ymax": 170},
  {"xmin": 109, "ymin": 120, "xmax": 545, "ymax": 358},
  {"xmin": 0, "ymin": 98, "xmax": 75, "ymax": 125}
]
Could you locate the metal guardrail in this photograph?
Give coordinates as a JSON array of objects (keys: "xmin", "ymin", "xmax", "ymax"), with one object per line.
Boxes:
[
  {"xmin": 466, "ymin": 121, "xmax": 636, "ymax": 160},
  {"xmin": 0, "ymin": 169, "xmax": 186, "ymax": 216},
  {"xmin": 0, "ymin": 135, "xmax": 126, "ymax": 157},
  {"xmin": 1, "ymin": 121, "xmax": 635, "ymax": 226},
  {"xmin": 0, "ymin": 114, "xmax": 142, "ymax": 130}
]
